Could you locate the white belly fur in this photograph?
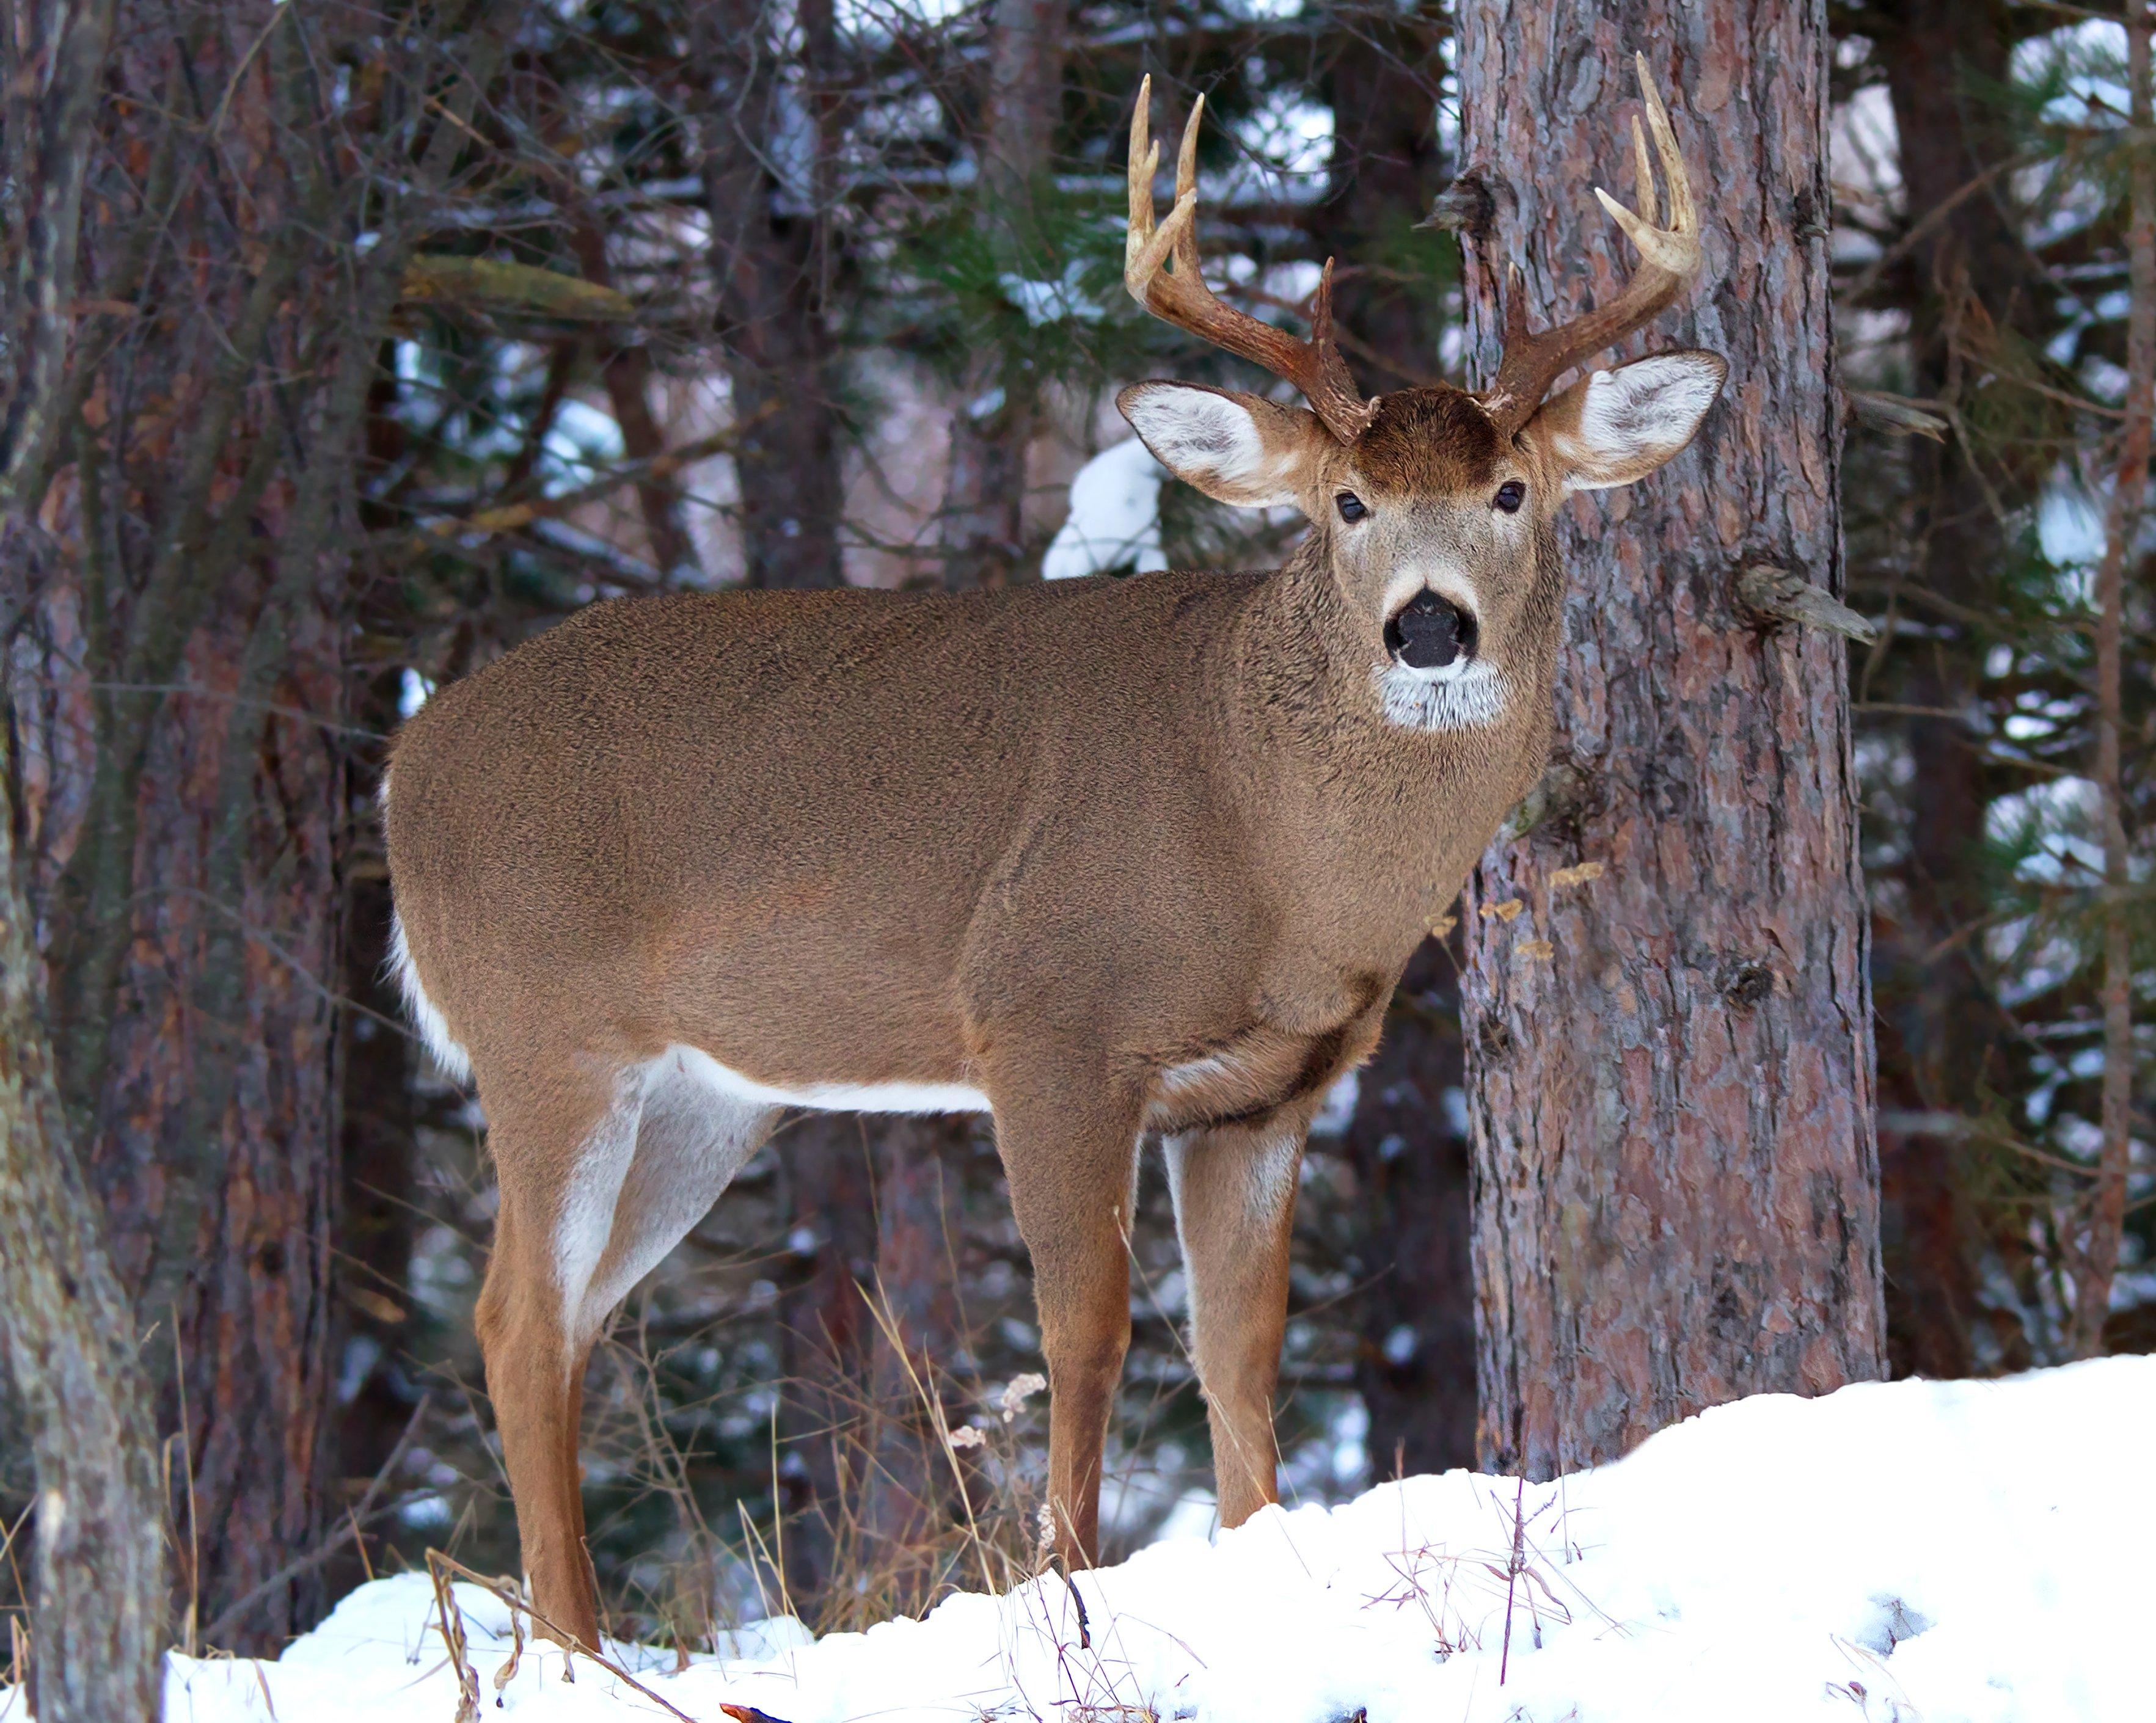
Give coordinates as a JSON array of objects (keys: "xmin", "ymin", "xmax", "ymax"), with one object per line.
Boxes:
[{"xmin": 662, "ymin": 1043, "xmax": 992, "ymax": 1116}]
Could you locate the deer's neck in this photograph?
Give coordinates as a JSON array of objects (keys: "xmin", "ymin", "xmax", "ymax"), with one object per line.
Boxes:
[{"xmin": 1214, "ymin": 547, "xmax": 1557, "ymax": 946}]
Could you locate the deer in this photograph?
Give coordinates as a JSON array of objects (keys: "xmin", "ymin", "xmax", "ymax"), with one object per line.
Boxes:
[{"xmin": 383, "ymin": 55, "xmax": 1723, "ymax": 1652}]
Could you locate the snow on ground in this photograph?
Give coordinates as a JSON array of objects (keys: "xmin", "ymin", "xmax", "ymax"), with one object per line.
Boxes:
[{"xmin": 14, "ymin": 1357, "xmax": 2151, "ymax": 1723}]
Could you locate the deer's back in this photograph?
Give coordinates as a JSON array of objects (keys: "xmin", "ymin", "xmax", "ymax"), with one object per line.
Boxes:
[{"xmin": 386, "ymin": 573, "xmax": 1276, "ymax": 1074}]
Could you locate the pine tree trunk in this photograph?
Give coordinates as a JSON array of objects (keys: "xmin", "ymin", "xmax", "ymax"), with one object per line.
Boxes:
[
  {"xmin": 13, "ymin": 0, "xmax": 510, "ymax": 1648},
  {"xmin": 2072, "ymin": 0, "xmax": 2154, "ymax": 1359},
  {"xmin": 701, "ymin": 0, "xmax": 848, "ymax": 591},
  {"xmin": 331, "ymin": 669, "xmax": 422, "ymax": 1587},
  {"xmin": 1868, "ymin": 0, "xmax": 2059, "ymax": 1378},
  {"xmin": 860, "ymin": 1118, "xmax": 979, "ymax": 1600},
  {"xmin": 772, "ymin": 1112, "xmax": 879, "ymax": 1603},
  {"xmin": 1313, "ymin": 7, "xmax": 1450, "ymax": 388},
  {"xmin": 937, "ymin": 0, "xmax": 1069, "ymax": 589},
  {"xmin": 0, "ymin": 533, "xmax": 166, "ymax": 1723},
  {"xmin": 20, "ymin": 467, "xmax": 350, "ymax": 1655},
  {"xmin": 1455, "ymin": 0, "xmax": 1885, "ymax": 1476},
  {"xmin": 1343, "ymin": 943, "xmax": 1475, "ymax": 1474}
]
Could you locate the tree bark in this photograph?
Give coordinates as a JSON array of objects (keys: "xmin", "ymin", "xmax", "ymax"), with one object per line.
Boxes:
[
  {"xmin": 0, "ymin": 557, "xmax": 165, "ymax": 1719},
  {"xmin": 771, "ymin": 1113, "xmax": 880, "ymax": 1603},
  {"xmin": 567, "ymin": 205, "xmax": 705, "ymax": 585},
  {"xmin": 1869, "ymin": 0, "xmax": 2048, "ymax": 1382},
  {"xmin": 331, "ymin": 668, "xmax": 422, "ymax": 1582},
  {"xmin": 860, "ymin": 1118, "xmax": 979, "ymax": 1603},
  {"xmin": 700, "ymin": 0, "xmax": 849, "ymax": 591},
  {"xmin": 1343, "ymin": 941, "xmax": 1475, "ymax": 1474},
  {"xmin": 2071, "ymin": 0, "xmax": 2153, "ymax": 1360},
  {"xmin": 1455, "ymin": 1, "xmax": 1885, "ymax": 1476},
  {"xmin": 1312, "ymin": 5, "xmax": 1449, "ymax": 389},
  {"xmin": 937, "ymin": 0, "xmax": 1070, "ymax": 590},
  {"xmin": 13, "ymin": 0, "xmax": 513, "ymax": 1648}
]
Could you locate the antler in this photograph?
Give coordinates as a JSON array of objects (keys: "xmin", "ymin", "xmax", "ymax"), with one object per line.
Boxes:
[
  {"xmin": 1125, "ymin": 76, "xmax": 1376, "ymax": 443},
  {"xmin": 1477, "ymin": 53, "xmax": 1705, "ymax": 437}
]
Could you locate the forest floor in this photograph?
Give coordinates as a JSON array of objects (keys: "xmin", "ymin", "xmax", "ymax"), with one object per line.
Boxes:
[{"xmin": 19, "ymin": 1355, "xmax": 2151, "ymax": 1723}]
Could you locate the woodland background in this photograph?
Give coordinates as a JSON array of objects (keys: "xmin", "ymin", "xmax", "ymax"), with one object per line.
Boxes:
[{"xmin": 0, "ymin": 0, "xmax": 2150, "ymax": 1697}]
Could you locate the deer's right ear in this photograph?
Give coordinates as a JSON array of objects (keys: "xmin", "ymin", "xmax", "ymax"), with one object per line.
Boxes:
[{"xmin": 1117, "ymin": 382, "xmax": 1325, "ymax": 511}]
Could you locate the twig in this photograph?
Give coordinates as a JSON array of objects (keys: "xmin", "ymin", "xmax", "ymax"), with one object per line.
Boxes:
[
  {"xmin": 424, "ymin": 1551, "xmax": 706, "ymax": 1723},
  {"xmin": 426, "ymin": 1556, "xmax": 481, "ymax": 1723},
  {"xmin": 1843, "ymin": 153, "xmax": 2037, "ymax": 304},
  {"xmin": 1498, "ymin": 1472, "xmax": 1526, "ymax": 1685},
  {"xmin": 174, "ymin": 1316, "xmax": 200, "ymax": 1658}
]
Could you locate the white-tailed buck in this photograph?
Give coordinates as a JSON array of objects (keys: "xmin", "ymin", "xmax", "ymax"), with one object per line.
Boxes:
[{"xmin": 386, "ymin": 56, "xmax": 1723, "ymax": 1649}]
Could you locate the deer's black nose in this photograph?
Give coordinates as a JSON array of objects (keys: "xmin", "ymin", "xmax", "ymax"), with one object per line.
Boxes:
[{"xmin": 1386, "ymin": 590, "xmax": 1478, "ymax": 670}]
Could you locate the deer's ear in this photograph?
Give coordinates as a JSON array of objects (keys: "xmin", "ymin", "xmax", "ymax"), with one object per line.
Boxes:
[
  {"xmin": 1526, "ymin": 351, "xmax": 1726, "ymax": 492},
  {"xmin": 1117, "ymin": 382, "xmax": 1325, "ymax": 510}
]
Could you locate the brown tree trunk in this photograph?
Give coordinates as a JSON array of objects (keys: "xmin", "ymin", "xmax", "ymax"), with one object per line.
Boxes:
[
  {"xmin": 1869, "ymin": 0, "xmax": 2048, "ymax": 1381},
  {"xmin": 1342, "ymin": 942, "xmax": 1475, "ymax": 1474},
  {"xmin": 20, "ymin": 13, "xmax": 347, "ymax": 1650},
  {"xmin": 860, "ymin": 1118, "xmax": 979, "ymax": 1603},
  {"xmin": 1455, "ymin": 0, "xmax": 1885, "ymax": 1476},
  {"xmin": 2072, "ymin": 0, "xmax": 2154, "ymax": 1359},
  {"xmin": 27, "ymin": 495, "xmax": 350, "ymax": 1658},
  {"xmin": 330, "ymin": 667, "xmax": 422, "ymax": 1583},
  {"xmin": 566, "ymin": 206, "xmax": 704, "ymax": 586},
  {"xmin": 937, "ymin": 0, "xmax": 1069, "ymax": 590},
  {"xmin": 1313, "ymin": 7, "xmax": 1450, "ymax": 389},
  {"xmin": 770, "ymin": 1113, "xmax": 880, "ymax": 1604},
  {"xmin": 14, "ymin": 0, "xmax": 511, "ymax": 1650},
  {"xmin": 0, "ymin": 696, "xmax": 165, "ymax": 1722},
  {"xmin": 700, "ymin": 0, "xmax": 848, "ymax": 591}
]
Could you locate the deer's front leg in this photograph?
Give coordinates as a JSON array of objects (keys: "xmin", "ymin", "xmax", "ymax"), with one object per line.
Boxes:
[
  {"xmin": 1164, "ymin": 1109, "xmax": 1309, "ymax": 1529},
  {"xmin": 991, "ymin": 1075, "xmax": 1142, "ymax": 1567}
]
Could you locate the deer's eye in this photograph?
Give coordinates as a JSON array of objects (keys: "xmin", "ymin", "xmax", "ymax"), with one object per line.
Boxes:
[
  {"xmin": 1336, "ymin": 492, "xmax": 1368, "ymax": 523},
  {"xmin": 1493, "ymin": 479, "xmax": 1526, "ymax": 513}
]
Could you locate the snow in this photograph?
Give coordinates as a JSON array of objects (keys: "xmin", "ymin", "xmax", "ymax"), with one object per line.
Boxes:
[
  {"xmin": 15, "ymin": 1358, "xmax": 2152, "ymax": 1723},
  {"xmin": 1041, "ymin": 438, "xmax": 1168, "ymax": 581},
  {"xmin": 996, "ymin": 264, "xmax": 1106, "ymax": 328}
]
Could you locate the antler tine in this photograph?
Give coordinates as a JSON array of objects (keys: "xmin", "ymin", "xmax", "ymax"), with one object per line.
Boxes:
[
  {"xmin": 1630, "ymin": 115, "xmax": 1657, "ymax": 230},
  {"xmin": 1122, "ymin": 81, "xmax": 1375, "ymax": 442},
  {"xmin": 1478, "ymin": 52, "xmax": 1706, "ymax": 437}
]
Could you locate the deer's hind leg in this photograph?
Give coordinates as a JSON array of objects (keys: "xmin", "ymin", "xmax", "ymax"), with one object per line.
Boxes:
[
  {"xmin": 480, "ymin": 1050, "xmax": 780, "ymax": 1651},
  {"xmin": 475, "ymin": 1058, "xmax": 646, "ymax": 1652}
]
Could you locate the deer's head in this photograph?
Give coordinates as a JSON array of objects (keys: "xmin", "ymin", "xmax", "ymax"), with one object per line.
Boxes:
[{"xmin": 1115, "ymin": 60, "xmax": 1725, "ymax": 732}]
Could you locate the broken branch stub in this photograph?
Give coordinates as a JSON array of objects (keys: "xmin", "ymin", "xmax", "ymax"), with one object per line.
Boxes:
[{"xmin": 1736, "ymin": 563, "xmax": 1877, "ymax": 645}]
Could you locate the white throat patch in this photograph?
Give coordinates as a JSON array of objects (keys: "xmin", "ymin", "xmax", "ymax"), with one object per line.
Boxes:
[{"xmin": 1374, "ymin": 658, "xmax": 1508, "ymax": 732}]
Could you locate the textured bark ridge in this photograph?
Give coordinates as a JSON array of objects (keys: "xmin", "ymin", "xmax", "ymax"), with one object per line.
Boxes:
[
  {"xmin": 0, "ymin": 639, "xmax": 165, "ymax": 1721},
  {"xmin": 1455, "ymin": 1, "xmax": 1885, "ymax": 1476}
]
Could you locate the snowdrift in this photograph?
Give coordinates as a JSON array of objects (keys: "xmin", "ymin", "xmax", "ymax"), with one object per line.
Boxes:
[{"xmin": 15, "ymin": 1356, "xmax": 2150, "ymax": 1723}]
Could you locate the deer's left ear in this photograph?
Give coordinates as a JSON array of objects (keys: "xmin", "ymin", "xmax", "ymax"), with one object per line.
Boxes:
[{"xmin": 1525, "ymin": 351, "xmax": 1726, "ymax": 492}]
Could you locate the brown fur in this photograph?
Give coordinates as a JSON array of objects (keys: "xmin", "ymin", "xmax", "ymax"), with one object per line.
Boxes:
[{"xmin": 386, "ymin": 372, "xmax": 1714, "ymax": 1647}]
